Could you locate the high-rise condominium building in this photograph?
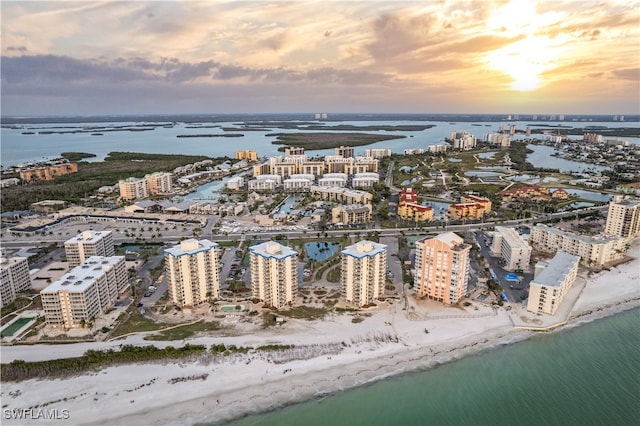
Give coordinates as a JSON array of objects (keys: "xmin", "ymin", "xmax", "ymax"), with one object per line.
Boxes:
[
  {"xmin": 164, "ymin": 239, "xmax": 220, "ymax": 307},
  {"xmin": 65, "ymin": 231, "xmax": 115, "ymax": 267},
  {"xmin": 414, "ymin": 232, "xmax": 471, "ymax": 305},
  {"xmin": 490, "ymin": 226, "xmax": 531, "ymax": 271},
  {"xmin": 341, "ymin": 241, "xmax": 387, "ymax": 307},
  {"xmin": 604, "ymin": 198, "xmax": 640, "ymax": 238},
  {"xmin": 41, "ymin": 256, "xmax": 127, "ymax": 328},
  {"xmin": 526, "ymin": 251, "xmax": 580, "ymax": 315},
  {"xmin": 249, "ymin": 241, "xmax": 298, "ymax": 308},
  {"xmin": 118, "ymin": 177, "xmax": 149, "ymax": 201},
  {"xmin": 0, "ymin": 257, "xmax": 31, "ymax": 308},
  {"xmin": 145, "ymin": 172, "xmax": 173, "ymax": 195}
]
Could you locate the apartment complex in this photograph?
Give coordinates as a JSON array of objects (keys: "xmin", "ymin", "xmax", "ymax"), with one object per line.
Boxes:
[
  {"xmin": 119, "ymin": 172, "xmax": 173, "ymax": 201},
  {"xmin": 249, "ymin": 241, "xmax": 298, "ymax": 308},
  {"xmin": 529, "ymin": 224, "xmax": 627, "ymax": 266},
  {"xmin": 19, "ymin": 162, "xmax": 78, "ymax": 183},
  {"xmin": 0, "ymin": 257, "xmax": 31, "ymax": 308},
  {"xmin": 414, "ymin": 232, "xmax": 471, "ymax": 305},
  {"xmin": 490, "ymin": 226, "xmax": 532, "ymax": 271},
  {"xmin": 235, "ymin": 150, "xmax": 258, "ymax": 161},
  {"xmin": 397, "ymin": 188, "xmax": 433, "ymax": 222},
  {"xmin": 449, "ymin": 131, "xmax": 476, "ymax": 151},
  {"xmin": 484, "ymin": 133, "xmax": 511, "ymax": 147},
  {"xmin": 332, "ymin": 204, "xmax": 372, "ymax": 225},
  {"xmin": 41, "ymin": 256, "xmax": 127, "ymax": 328},
  {"xmin": 310, "ymin": 186, "xmax": 373, "ymax": 205},
  {"xmin": 604, "ymin": 198, "xmax": 640, "ymax": 238},
  {"xmin": 526, "ymin": 251, "xmax": 580, "ymax": 315},
  {"xmin": 460, "ymin": 194, "xmax": 492, "ymax": 212},
  {"xmin": 164, "ymin": 239, "xmax": 220, "ymax": 307},
  {"xmin": 364, "ymin": 148, "xmax": 392, "ymax": 158},
  {"xmin": 341, "ymin": 241, "xmax": 387, "ymax": 306},
  {"xmin": 65, "ymin": 231, "xmax": 115, "ymax": 267}
]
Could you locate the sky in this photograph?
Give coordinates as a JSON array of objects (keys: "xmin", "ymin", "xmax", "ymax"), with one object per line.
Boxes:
[{"xmin": 1, "ymin": 0, "xmax": 639, "ymax": 116}]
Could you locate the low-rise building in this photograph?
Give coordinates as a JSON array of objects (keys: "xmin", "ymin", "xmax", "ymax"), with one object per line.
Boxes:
[
  {"xmin": 318, "ymin": 173, "xmax": 348, "ymax": 188},
  {"xmin": 397, "ymin": 188, "xmax": 433, "ymax": 222},
  {"xmin": 530, "ymin": 224, "xmax": 628, "ymax": 266},
  {"xmin": 19, "ymin": 162, "xmax": 78, "ymax": 183},
  {"xmin": 460, "ymin": 194, "xmax": 492, "ymax": 212},
  {"xmin": 226, "ymin": 176, "xmax": 244, "ymax": 191},
  {"xmin": 352, "ymin": 173, "xmax": 379, "ymax": 188},
  {"xmin": 41, "ymin": 256, "xmax": 128, "ymax": 328},
  {"xmin": 447, "ymin": 202, "xmax": 486, "ymax": 220},
  {"xmin": 526, "ymin": 251, "xmax": 580, "ymax": 315},
  {"xmin": 310, "ymin": 186, "xmax": 373, "ymax": 205},
  {"xmin": 332, "ymin": 204, "xmax": 372, "ymax": 225},
  {"xmin": 364, "ymin": 148, "xmax": 391, "ymax": 159}
]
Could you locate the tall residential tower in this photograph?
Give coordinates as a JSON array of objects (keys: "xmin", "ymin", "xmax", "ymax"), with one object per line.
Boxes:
[
  {"xmin": 414, "ymin": 232, "xmax": 471, "ymax": 305},
  {"xmin": 249, "ymin": 241, "xmax": 298, "ymax": 308},
  {"xmin": 341, "ymin": 240, "xmax": 387, "ymax": 307},
  {"xmin": 164, "ymin": 239, "xmax": 220, "ymax": 307}
]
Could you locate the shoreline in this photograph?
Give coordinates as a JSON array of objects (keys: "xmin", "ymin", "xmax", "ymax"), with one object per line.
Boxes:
[{"xmin": 1, "ymin": 255, "xmax": 638, "ymax": 426}]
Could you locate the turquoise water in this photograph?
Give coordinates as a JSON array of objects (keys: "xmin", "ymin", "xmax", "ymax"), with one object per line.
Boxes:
[{"xmin": 225, "ymin": 308, "xmax": 640, "ymax": 426}]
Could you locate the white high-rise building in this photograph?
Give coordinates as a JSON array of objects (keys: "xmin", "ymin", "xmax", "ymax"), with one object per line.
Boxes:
[
  {"xmin": 65, "ymin": 231, "xmax": 115, "ymax": 267},
  {"xmin": 249, "ymin": 241, "xmax": 298, "ymax": 308},
  {"xmin": 604, "ymin": 198, "xmax": 640, "ymax": 238},
  {"xmin": 526, "ymin": 251, "xmax": 580, "ymax": 315},
  {"xmin": 341, "ymin": 241, "xmax": 387, "ymax": 307},
  {"xmin": 41, "ymin": 256, "xmax": 128, "ymax": 328},
  {"xmin": 414, "ymin": 232, "xmax": 471, "ymax": 305},
  {"xmin": 490, "ymin": 226, "xmax": 532, "ymax": 271},
  {"xmin": 164, "ymin": 239, "xmax": 220, "ymax": 307},
  {"xmin": 0, "ymin": 257, "xmax": 31, "ymax": 308}
]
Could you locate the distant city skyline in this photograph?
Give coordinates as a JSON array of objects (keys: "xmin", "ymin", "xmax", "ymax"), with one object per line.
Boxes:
[{"xmin": 1, "ymin": 0, "xmax": 638, "ymax": 116}]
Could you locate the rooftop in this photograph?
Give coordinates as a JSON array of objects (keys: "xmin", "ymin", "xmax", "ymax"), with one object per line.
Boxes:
[
  {"xmin": 65, "ymin": 230, "xmax": 112, "ymax": 244},
  {"xmin": 249, "ymin": 241, "xmax": 298, "ymax": 260},
  {"xmin": 164, "ymin": 239, "xmax": 218, "ymax": 257},
  {"xmin": 42, "ymin": 256, "xmax": 124, "ymax": 293},
  {"xmin": 342, "ymin": 240, "xmax": 387, "ymax": 259},
  {"xmin": 531, "ymin": 251, "xmax": 580, "ymax": 288}
]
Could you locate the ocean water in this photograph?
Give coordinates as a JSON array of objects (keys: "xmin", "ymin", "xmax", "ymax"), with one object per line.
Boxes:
[
  {"xmin": 2, "ymin": 118, "xmax": 637, "ymax": 169},
  {"xmin": 225, "ymin": 308, "xmax": 640, "ymax": 426}
]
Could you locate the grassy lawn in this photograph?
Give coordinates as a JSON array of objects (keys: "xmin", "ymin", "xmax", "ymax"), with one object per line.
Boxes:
[
  {"xmin": 144, "ymin": 320, "xmax": 220, "ymax": 341},
  {"xmin": 278, "ymin": 306, "xmax": 329, "ymax": 320},
  {"xmin": 109, "ymin": 310, "xmax": 168, "ymax": 337}
]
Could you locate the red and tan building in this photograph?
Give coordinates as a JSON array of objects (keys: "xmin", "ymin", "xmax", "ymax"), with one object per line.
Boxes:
[
  {"xmin": 397, "ymin": 188, "xmax": 434, "ymax": 222},
  {"xmin": 20, "ymin": 163, "xmax": 78, "ymax": 183}
]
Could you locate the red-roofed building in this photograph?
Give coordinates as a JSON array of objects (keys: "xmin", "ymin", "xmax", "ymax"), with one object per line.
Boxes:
[
  {"xmin": 552, "ymin": 189, "xmax": 570, "ymax": 199},
  {"xmin": 447, "ymin": 202, "xmax": 486, "ymax": 220},
  {"xmin": 460, "ymin": 194, "xmax": 492, "ymax": 212},
  {"xmin": 398, "ymin": 188, "xmax": 434, "ymax": 222},
  {"xmin": 500, "ymin": 185, "xmax": 549, "ymax": 201}
]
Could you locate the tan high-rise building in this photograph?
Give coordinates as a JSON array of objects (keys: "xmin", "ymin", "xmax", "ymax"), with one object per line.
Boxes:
[
  {"xmin": 41, "ymin": 256, "xmax": 128, "ymax": 328},
  {"xmin": 118, "ymin": 177, "xmax": 149, "ymax": 201},
  {"xmin": 604, "ymin": 198, "xmax": 640, "ymax": 238},
  {"xmin": 65, "ymin": 231, "xmax": 115, "ymax": 267},
  {"xmin": 341, "ymin": 241, "xmax": 387, "ymax": 307},
  {"xmin": 235, "ymin": 150, "xmax": 258, "ymax": 161},
  {"xmin": 414, "ymin": 232, "xmax": 471, "ymax": 305},
  {"xmin": 249, "ymin": 241, "xmax": 298, "ymax": 308},
  {"xmin": 527, "ymin": 251, "xmax": 580, "ymax": 315},
  {"xmin": 145, "ymin": 172, "xmax": 173, "ymax": 195},
  {"xmin": 164, "ymin": 239, "xmax": 220, "ymax": 307},
  {"xmin": 0, "ymin": 257, "xmax": 31, "ymax": 308}
]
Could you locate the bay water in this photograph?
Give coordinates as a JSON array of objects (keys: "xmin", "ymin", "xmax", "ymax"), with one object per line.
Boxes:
[{"xmin": 225, "ymin": 308, "xmax": 640, "ymax": 426}]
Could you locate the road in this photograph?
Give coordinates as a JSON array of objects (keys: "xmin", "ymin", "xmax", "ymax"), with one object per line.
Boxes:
[{"xmin": 474, "ymin": 231, "xmax": 533, "ymax": 304}]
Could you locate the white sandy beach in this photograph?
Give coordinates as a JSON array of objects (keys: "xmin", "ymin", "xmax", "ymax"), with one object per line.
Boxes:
[{"xmin": 1, "ymin": 251, "xmax": 639, "ymax": 426}]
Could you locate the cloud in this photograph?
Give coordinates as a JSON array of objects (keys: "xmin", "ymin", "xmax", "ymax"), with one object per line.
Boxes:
[{"xmin": 611, "ymin": 68, "xmax": 640, "ymax": 81}]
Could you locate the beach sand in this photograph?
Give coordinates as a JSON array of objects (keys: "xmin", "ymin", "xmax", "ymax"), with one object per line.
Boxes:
[{"xmin": 1, "ymin": 251, "xmax": 638, "ymax": 426}]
